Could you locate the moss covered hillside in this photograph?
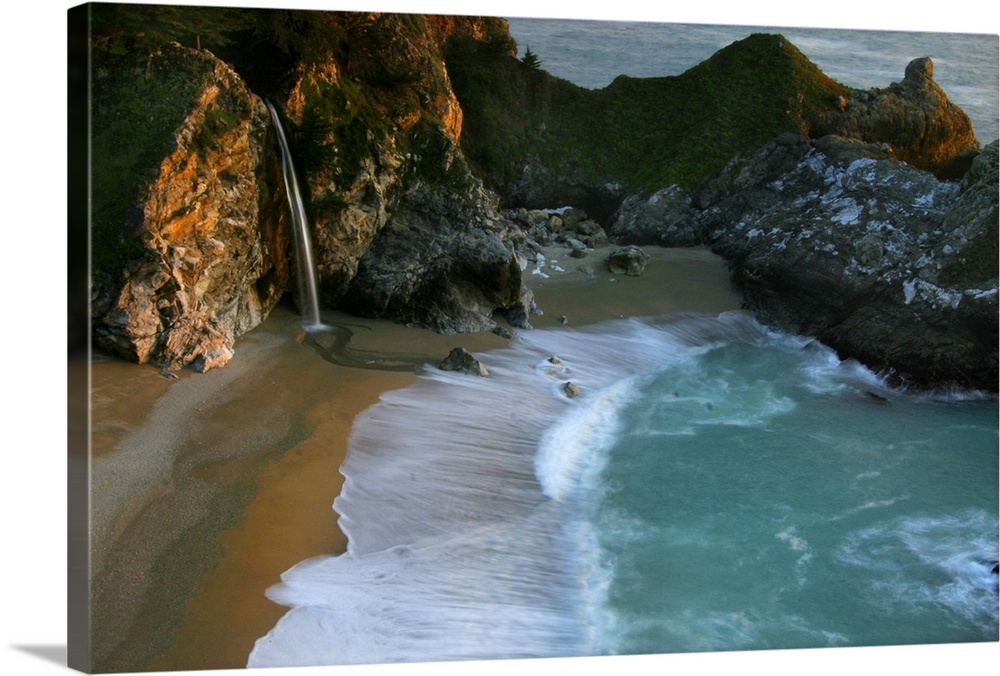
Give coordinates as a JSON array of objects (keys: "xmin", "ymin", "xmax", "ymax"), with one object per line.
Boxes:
[{"xmin": 445, "ymin": 32, "xmax": 848, "ymax": 216}]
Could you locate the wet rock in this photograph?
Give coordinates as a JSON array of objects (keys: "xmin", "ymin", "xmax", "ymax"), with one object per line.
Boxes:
[
  {"xmin": 439, "ymin": 347, "xmax": 489, "ymax": 377},
  {"xmin": 562, "ymin": 381, "xmax": 582, "ymax": 398}
]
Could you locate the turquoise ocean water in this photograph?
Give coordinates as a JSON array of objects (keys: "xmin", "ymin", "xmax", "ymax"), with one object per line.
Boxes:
[{"xmin": 247, "ymin": 313, "xmax": 997, "ymax": 667}]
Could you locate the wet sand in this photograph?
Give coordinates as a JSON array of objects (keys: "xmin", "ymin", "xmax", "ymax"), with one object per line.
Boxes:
[{"xmin": 87, "ymin": 245, "xmax": 741, "ymax": 672}]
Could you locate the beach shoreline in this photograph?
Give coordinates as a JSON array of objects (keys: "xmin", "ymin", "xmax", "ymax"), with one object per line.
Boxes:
[{"xmin": 86, "ymin": 245, "xmax": 741, "ymax": 672}]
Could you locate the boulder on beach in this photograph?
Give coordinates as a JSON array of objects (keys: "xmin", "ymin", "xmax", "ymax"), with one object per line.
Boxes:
[
  {"xmin": 439, "ymin": 347, "xmax": 490, "ymax": 377},
  {"xmin": 607, "ymin": 245, "xmax": 651, "ymax": 276}
]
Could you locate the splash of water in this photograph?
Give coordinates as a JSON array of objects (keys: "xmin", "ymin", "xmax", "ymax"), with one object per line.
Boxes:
[{"xmin": 266, "ymin": 100, "xmax": 324, "ymax": 330}]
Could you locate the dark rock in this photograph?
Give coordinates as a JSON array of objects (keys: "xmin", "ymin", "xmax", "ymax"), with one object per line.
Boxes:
[
  {"xmin": 340, "ymin": 173, "xmax": 535, "ymax": 335},
  {"xmin": 561, "ymin": 208, "xmax": 588, "ymax": 229},
  {"xmin": 611, "ymin": 184, "xmax": 702, "ymax": 246},
  {"xmin": 566, "ymin": 238, "xmax": 589, "ymax": 258},
  {"xmin": 607, "ymin": 246, "xmax": 651, "ymax": 277},
  {"xmin": 705, "ymin": 137, "xmax": 999, "ymax": 392},
  {"xmin": 697, "ymin": 133, "xmax": 814, "ymax": 210},
  {"xmin": 575, "ymin": 219, "xmax": 604, "ymax": 237},
  {"xmin": 440, "ymin": 347, "xmax": 489, "ymax": 377}
]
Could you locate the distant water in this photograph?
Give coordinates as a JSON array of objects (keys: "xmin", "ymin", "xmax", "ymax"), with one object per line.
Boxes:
[
  {"xmin": 505, "ymin": 18, "xmax": 1000, "ymax": 144},
  {"xmin": 248, "ymin": 313, "xmax": 997, "ymax": 667}
]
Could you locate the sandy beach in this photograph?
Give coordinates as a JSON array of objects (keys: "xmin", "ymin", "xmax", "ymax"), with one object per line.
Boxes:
[{"xmin": 86, "ymin": 245, "xmax": 741, "ymax": 672}]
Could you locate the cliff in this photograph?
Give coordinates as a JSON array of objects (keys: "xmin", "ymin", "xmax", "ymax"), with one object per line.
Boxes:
[
  {"xmin": 89, "ymin": 8, "xmax": 534, "ymax": 369},
  {"xmin": 446, "ymin": 33, "xmax": 980, "ymax": 220},
  {"xmin": 90, "ymin": 38, "xmax": 291, "ymax": 371},
  {"xmin": 85, "ymin": 6, "xmax": 993, "ymax": 388},
  {"xmin": 269, "ymin": 12, "xmax": 534, "ymax": 332},
  {"xmin": 706, "ymin": 136, "xmax": 997, "ymax": 391}
]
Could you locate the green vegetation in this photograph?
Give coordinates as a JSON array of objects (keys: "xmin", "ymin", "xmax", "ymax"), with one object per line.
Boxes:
[
  {"xmin": 89, "ymin": 40, "xmax": 211, "ymax": 281},
  {"xmin": 521, "ymin": 47, "xmax": 542, "ymax": 70},
  {"xmin": 86, "ymin": 7, "xmax": 853, "ymax": 279},
  {"xmin": 90, "ymin": 3, "xmax": 255, "ymax": 52},
  {"xmin": 445, "ymin": 32, "xmax": 848, "ymax": 199}
]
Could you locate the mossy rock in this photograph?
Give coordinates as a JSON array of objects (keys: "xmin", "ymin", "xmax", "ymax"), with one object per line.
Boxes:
[{"xmin": 90, "ymin": 38, "xmax": 213, "ymax": 282}]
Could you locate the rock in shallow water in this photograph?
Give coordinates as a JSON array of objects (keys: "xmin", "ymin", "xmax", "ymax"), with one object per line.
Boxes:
[
  {"xmin": 439, "ymin": 347, "xmax": 489, "ymax": 377},
  {"xmin": 562, "ymin": 381, "xmax": 582, "ymax": 398}
]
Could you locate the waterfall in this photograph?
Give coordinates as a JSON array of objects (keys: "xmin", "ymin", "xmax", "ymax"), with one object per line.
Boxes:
[{"xmin": 266, "ymin": 100, "xmax": 324, "ymax": 330}]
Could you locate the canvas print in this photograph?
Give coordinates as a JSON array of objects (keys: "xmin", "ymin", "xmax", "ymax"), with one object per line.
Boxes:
[{"xmin": 68, "ymin": 1, "xmax": 999, "ymax": 673}]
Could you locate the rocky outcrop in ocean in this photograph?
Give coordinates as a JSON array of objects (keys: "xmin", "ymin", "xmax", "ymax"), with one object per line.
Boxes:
[
  {"xmin": 806, "ymin": 56, "xmax": 980, "ymax": 178},
  {"xmin": 614, "ymin": 132, "xmax": 998, "ymax": 391},
  {"xmin": 709, "ymin": 136, "xmax": 997, "ymax": 392}
]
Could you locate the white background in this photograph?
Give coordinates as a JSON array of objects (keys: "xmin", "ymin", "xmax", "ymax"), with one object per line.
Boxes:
[{"xmin": 4, "ymin": 1, "xmax": 998, "ymax": 675}]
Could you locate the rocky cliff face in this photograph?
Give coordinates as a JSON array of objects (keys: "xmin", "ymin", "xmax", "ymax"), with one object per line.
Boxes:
[
  {"xmin": 614, "ymin": 131, "xmax": 998, "ymax": 391},
  {"xmin": 708, "ymin": 136, "xmax": 997, "ymax": 392},
  {"xmin": 91, "ymin": 41, "xmax": 291, "ymax": 371},
  {"xmin": 90, "ymin": 11, "xmax": 532, "ymax": 369},
  {"xmin": 807, "ymin": 57, "xmax": 980, "ymax": 178},
  {"xmin": 88, "ymin": 11, "xmax": 994, "ymax": 388},
  {"xmin": 451, "ymin": 40, "xmax": 981, "ymax": 224},
  {"xmin": 340, "ymin": 164, "xmax": 536, "ymax": 334},
  {"xmin": 275, "ymin": 13, "xmax": 533, "ymax": 327}
]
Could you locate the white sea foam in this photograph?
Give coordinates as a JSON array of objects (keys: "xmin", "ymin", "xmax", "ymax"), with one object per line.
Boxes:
[
  {"xmin": 535, "ymin": 378, "xmax": 636, "ymax": 502},
  {"xmin": 837, "ymin": 510, "xmax": 999, "ymax": 627},
  {"xmin": 249, "ymin": 312, "xmax": 776, "ymax": 667}
]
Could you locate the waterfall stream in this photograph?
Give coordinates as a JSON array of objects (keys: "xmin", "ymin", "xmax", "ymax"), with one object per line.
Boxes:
[{"xmin": 266, "ymin": 100, "xmax": 324, "ymax": 330}]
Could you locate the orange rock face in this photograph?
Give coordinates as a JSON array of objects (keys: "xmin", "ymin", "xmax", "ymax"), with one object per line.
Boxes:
[{"xmin": 95, "ymin": 44, "xmax": 291, "ymax": 370}]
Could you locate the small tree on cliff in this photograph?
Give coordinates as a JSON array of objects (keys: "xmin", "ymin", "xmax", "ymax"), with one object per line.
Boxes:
[{"xmin": 521, "ymin": 47, "xmax": 542, "ymax": 69}]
